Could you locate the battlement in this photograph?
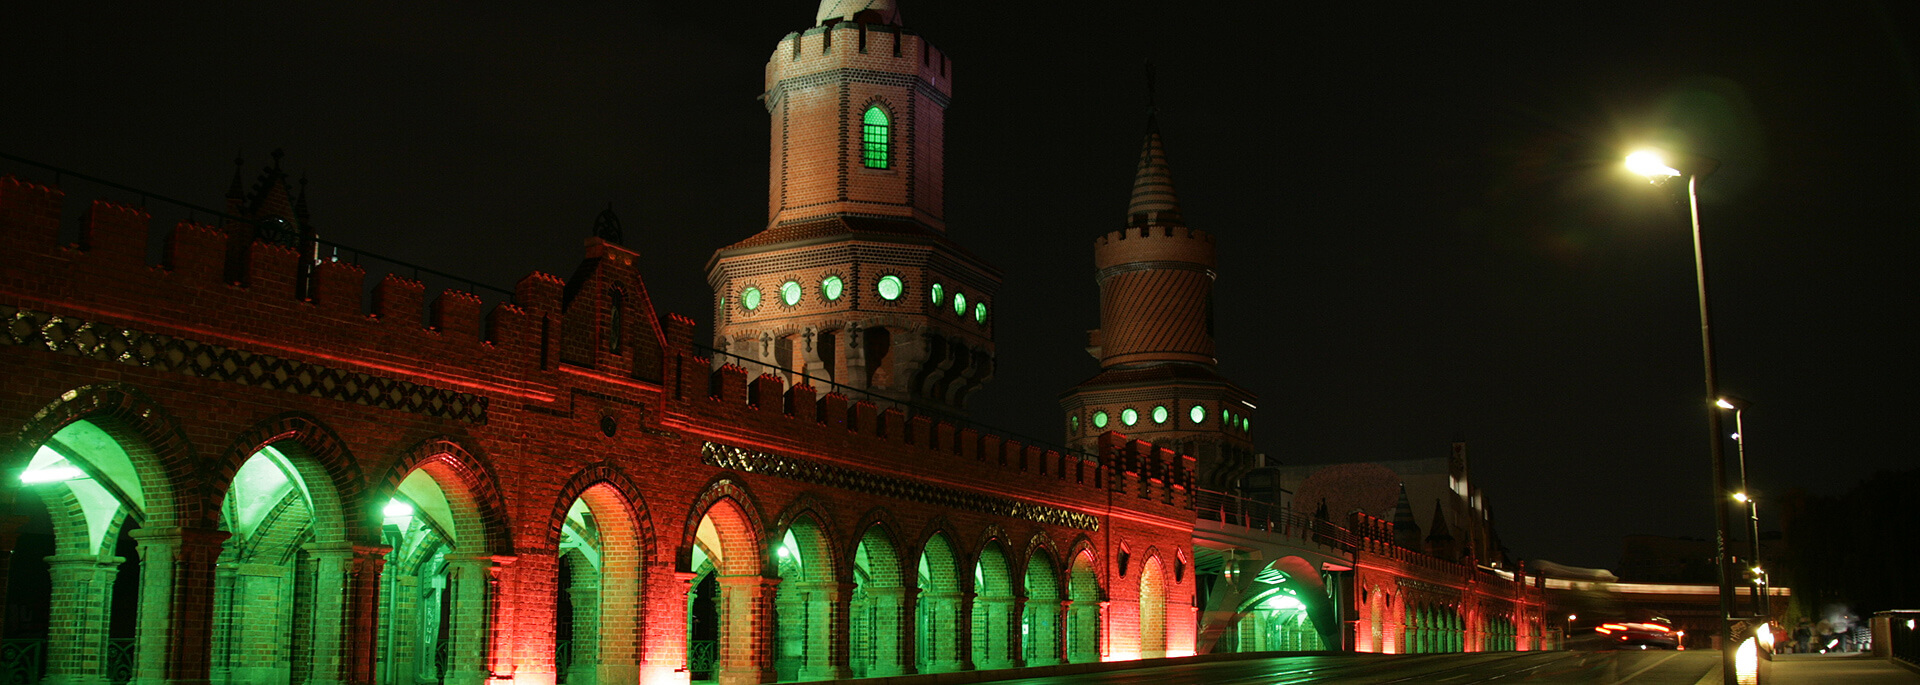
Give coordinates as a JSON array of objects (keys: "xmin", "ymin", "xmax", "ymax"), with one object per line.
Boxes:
[
  {"xmin": 767, "ymin": 22, "xmax": 951, "ymax": 100},
  {"xmin": 1093, "ymin": 224, "xmax": 1217, "ymax": 271}
]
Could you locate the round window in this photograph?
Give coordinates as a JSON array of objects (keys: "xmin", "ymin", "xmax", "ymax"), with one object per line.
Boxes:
[
  {"xmin": 953, "ymin": 291, "xmax": 968, "ymax": 316},
  {"xmin": 974, "ymin": 302, "xmax": 987, "ymax": 324},
  {"xmin": 1121, "ymin": 408, "xmax": 1138, "ymax": 426},
  {"xmin": 1092, "ymin": 411, "xmax": 1109, "ymax": 429},
  {"xmin": 740, "ymin": 286, "xmax": 762, "ymax": 311},
  {"xmin": 781, "ymin": 280, "xmax": 802, "ymax": 306},
  {"xmin": 930, "ymin": 282, "xmax": 944, "ymax": 305},
  {"xmin": 1189, "ymin": 404, "xmax": 1206, "ymax": 424},
  {"xmin": 1152, "ymin": 405, "xmax": 1169, "ymax": 424},
  {"xmin": 1243, "ymin": 416, "xmax": 1251, "ymax": 432},
  {"xmin": 821, "ymin": 275, "xmax": 844, "ymax": 301},
  {"xmin": 1069, "ymin": 415, "xmax": 1080, "ymax": 434},
  {"xmin": 877, "ymin": 275, "xmax": 904, "ymax": 301}
]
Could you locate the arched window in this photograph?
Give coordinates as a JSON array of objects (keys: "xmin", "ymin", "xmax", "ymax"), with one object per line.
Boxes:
[{"xmin": 862, "ymin": 106, "xmax": 890, "ymax": 169}]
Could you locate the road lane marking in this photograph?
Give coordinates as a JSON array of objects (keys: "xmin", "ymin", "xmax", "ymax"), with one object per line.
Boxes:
[{"xmin": 1615, "ymin": 651, "xmax": 1682, "ymax": 684}]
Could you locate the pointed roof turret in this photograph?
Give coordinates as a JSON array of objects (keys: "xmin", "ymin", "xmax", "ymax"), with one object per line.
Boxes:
[
  {"xmin": 1392, "ymin": 484, "xmax": 1422, "ymax": 549},
  {"xmin": 226, "ymin": 151, "xmax": 247, "ymax": 201},
  {"xmin": 816, "ymin": 0, "xmax": 900, "ymax": 26},
  {"xmin": 1426, "ymin": 501, "xmax": 1454, "ymax": 543},
  {"xmin": 1128, "ymin": 64, "xmax": 1182, "ymax": 227}
]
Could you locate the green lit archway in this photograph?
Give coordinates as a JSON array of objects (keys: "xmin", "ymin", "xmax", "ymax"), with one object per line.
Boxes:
[
  {"xmin": 970, "ymin": 540, "xmax": 1017, "ymax": 670},
  {"xmin": 773, "ymin": 515, "xmax": 836, "ymax": 681},
  {"xmin": 1023, "ymin": 548, "xmax": 1063, "ymax": 666},
  {"xmin": 849, "ymin": 522, "xmax": 906, "ymax": 678},
  {"xmin": 915, "ymin": 532, "xmax": 964, "ymax": 674}
]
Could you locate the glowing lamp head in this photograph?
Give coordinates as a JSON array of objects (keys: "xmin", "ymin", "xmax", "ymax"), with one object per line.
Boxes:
[
  {"xmin": 1716, "ymin": 398, "xmax": 1737, "ymax": 410},
  {"xmin": 382, "ymin": 499, "xmax": 414, "ymax": 518},
  {"xmin": 1626, "ymin": 150, "xmax": 1681, "ymax": 179},
  {"xmin": 1733, "ymin": 492, "xmax": 1750, "ymax": 503}
]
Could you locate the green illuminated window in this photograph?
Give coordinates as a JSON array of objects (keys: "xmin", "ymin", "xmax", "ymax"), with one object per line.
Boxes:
[
  {"xmin": 877, "ymin": 274, "xmax": 903, "ymax": 301},
  {"xmin": 1069, "ymin": 415, "xmax": 1080, "ymax": 434},
  {"xmin": 862, "ymin": 106, "xmax": 890, "ymax": 169},
  {"xmin": 1189, "ymin": 405, "xmax": 1206, "ymax": 424},
  {"xmin": 740, "ymin": 286, "xmax": 762, "ymax": 311},
  {"xmin": 930, "ymin": 282, "xmax": 944, "ymax": 305},
  {"xmin": 1121, "ymin": 408, "xmax": 1138, "ymax": 426},
  {"xmin": 1243, "ymin": 417, "xmax": 1251, "ymax": 432},
  {"xmin": 973, "ymin": 302, "xmax": 987, "ymax": 324},
  {"xmin": 1152, "ymin": 405, "xmax": 1169, "ymax": 424},
  {"xmin": 780, "ymin": 280, "xmax": 802, "ymax": 306},
  {"xmin": 821, "ymin": 275, "xmax": 844, "ymax": 301},
  {"xmin": 1092, "ymin": 411, "xmax": 1109, "ymax": 429},
  {"xmin": 953, "ymin": 292, "xmax": 967, "ymax": 316}
]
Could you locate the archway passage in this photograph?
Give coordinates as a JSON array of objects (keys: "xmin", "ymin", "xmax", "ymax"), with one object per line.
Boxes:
[
  {"xmin": 555, "ymin": 484, "xmax": 647, "ymax": 685},
  {"xmin": 1065, "ymin": 552, "xmax": 1101, "ymax": 664},
  {"xmin": 1022, "ymin": 549, "xmax": 1063, "ymax": 667},
  {"xmin": 10, "ymin": 418, "xmax": 167, "ymax": 685},
  {"xmin": 1138, "ymin": 557, "xmax": 1167, "ymax": 659},
  {"xmin": 1220, "ymin": 561, "xmax": 1328, "ymax": 654},
  {"xmin": 914, "ymin": 533, "xmax": 963, "ymax": 674},
  {"xmin": 375, "ymin": 463, "xmax": 495, "ymax": 685},
  {"xmin": 848, "ymin": 525, "xmax": 904, "ymax": 678},
  {"xmin": 686, "ymin": 497, "xmax": 763, "ymax": 685},
  {"xmin": 970, "ymin": 541, "xmax": 1017, "ymax": 670},
  {"xmin": 772, "ymin": 516, "xmax": 835, "ymax": 682}
]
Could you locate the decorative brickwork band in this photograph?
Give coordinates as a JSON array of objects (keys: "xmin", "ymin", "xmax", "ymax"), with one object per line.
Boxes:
[
  {"xmin": 1, "ymin": 305, "xmax": 488, "ymax": 424},
  {"xmin": 700, "ymin": 442, "xmax": 1100, "ymax": 531}
]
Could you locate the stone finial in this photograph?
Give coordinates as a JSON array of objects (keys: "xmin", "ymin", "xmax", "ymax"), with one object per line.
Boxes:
[
  {"xmin": 1126, "ymin": 126, "xmax": 1183, "ymax": 227},
  {"xmin": 592, "ymin": 203, "xmax": 623, "ymax": 245}
]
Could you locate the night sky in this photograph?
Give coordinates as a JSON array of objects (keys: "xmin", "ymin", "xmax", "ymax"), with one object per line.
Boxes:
[{"xmin": 5, "ymin": 3, "xmax": 1916, "ymax": 571}]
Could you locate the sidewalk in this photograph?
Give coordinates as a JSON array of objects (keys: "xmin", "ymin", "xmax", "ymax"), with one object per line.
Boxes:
[{"xmin": 1692, "ymin": 652, "xmax": 1919, "ymax": 684}]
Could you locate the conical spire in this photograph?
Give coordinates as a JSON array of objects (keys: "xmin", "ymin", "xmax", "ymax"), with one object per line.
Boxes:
[
  {"xmin": 1392, "ymin": 484, "xmax": 1422, "ymax": 549},
  {"xmin": 1127, "ymin": 65, "xmax": 1182, "ymax": 227},
  {"xmin": 816, "ymin": 0, "xmax": 900, "ymax": 26},
  {"xmin": 226, "ymin": 151, "xmax": 246, "ymax": 201}
]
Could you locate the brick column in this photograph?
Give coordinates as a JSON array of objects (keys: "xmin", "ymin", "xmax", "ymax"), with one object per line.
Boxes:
[
  {"xmin": 0, "ymin": 514, "xmax": 29, "ymax": 641},
  {"xmin": 565, "ymin": 580, "xmax": 600, "ymax": 685},
  {"xmin": 851, "ymin": 585, "xmax": 909, "ymax": 677},
  {"xmin": 971, "ymin": 594, "xmax": 1019, "ymax": 670},
  {"xmin": 642, "ymin": 570, "xmax": 694, "ymax": 684},
  {"xmin": 42, "ymin": 553, "xmax": 122, "ymax": 685},
  {"xmin": 442, "ymin": 555, "xmax": 509, "ymax": 685},
  {"xmin": 821, "ymin": 581, "xmax": 855, "ymax": 681},
  {"xmin": 304, "ymin": 543, "xmax": 389, "ymax": 685},
  {"xmin": 715, "ymin": 575, "xmax": 776, "ymax": 685},
  {"xmin": 918, "ymin": 591, "xmax": 967, "ymax": 673},
  {"xmin": 129, "ymin": 526, "xmax": 230, "ymax": 685}
]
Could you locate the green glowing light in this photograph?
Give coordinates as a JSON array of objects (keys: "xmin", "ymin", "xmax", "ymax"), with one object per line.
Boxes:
[
  {"xmin": 877, "ymin": 275, "xmax": 903, "ymax": 301},
  {"xmin": 974, "ymin": 302, "xmax": 987, "ymax": 324},
  {"xmin": 1152, "ymin": 405, "xmax": 1169, "ymax": 424},
  {"xmin": 862, "ymin": 106, "xmax": 890, "ymax": 169},
  {"xmin": 930, "ymin": 282, "xmax": 944, "ymax": 305},
  {"xmin": 1092, "ymin": 411, "xmax": 1109, "ymax": 429},
  {"xmin": 953, "ymin": 291, "xmax": 967, "ymax": 316},
  {"xmin": 383, "ymin": 499, "xmax": 414, "ymax": 518},
  {"xmin": 781, "ymin": 280, "xmax": 802, "ymax": 306},
  {"xmin": 1069, "ymin": 415, "xmax": 1080, "ymax": 434},
  {"xmin": 821, "ymin": 275, "xmax": 844, "ymax": 301},
  {"xmin": 1190, "ymin": 405, "xmax": 1206, "ymax": 424},
  {"xmin": 740, "ymin": 286, "xmax": 762, "ymax": 311},
  {"xmin": 1121, "ymin": 408, "xmax": 1138, "ymax": 426}
]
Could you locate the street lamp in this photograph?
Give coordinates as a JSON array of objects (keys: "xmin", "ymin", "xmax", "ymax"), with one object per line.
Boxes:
[
  {"xmin": 1627, "ymin": 147, "xmax": 1737, "ymax": 685},
  {"xmin": 1717, "ymin": 395, "xmax": 1766, "ymax": 617}
]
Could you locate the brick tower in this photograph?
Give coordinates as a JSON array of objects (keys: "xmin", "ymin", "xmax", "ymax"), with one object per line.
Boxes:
[
  {"xmin": 1059, "ymin": 115, "xmax": 1257, "ymax": 489},
  {"xmin": 706, "ymin": 0, "xmax": 1000, "ymax": 414}
]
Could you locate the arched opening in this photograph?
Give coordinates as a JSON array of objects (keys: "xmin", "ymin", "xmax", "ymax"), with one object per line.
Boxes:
[
  {"xmin": 969, "ymin": 541, "xmax": 1016, "ymax": 670},
  {"xmin": 1138, "ymin": 557, "xmax": 1167, "ymax": 659},
  {"xmin": 210, "ymin": 442, "xmax": 352, "ymax": 685},
  {"xmin": 1368, "ymin": 585, "xmax": 1385, "ymax": 653},
  {"xmin": 914, "ymin": 533, "xmax": 962, "ymax": 674},
  {"xmin": 1064, "ymin": 552, "xmax": 1100, "ymax": 664},
  {"xmin": 375, "ymin": 462, "xmax": 494, "ymax": 685},
  {"xmin": 555, "ymin": 483, "xmax": 647, "ymax": 685},
  {"xmin": 1022, "ymin": 549, "xmax": 1062, "ymax": 666},
  {"xmin": 848, "ymin": 524, "xmax": 904, "ymax": 678},
  {"xmin": 8, "ymin": 417, "xmax": 168, "ymax": 685},
  {"xmin": 772, "ymin": 516, "xmax": 834, "ymax": 681},
  {"xmin": 860, "ymin": 105, "xmax": 890, "ymax": 169},
  {"xmin": 686, "ymin": 497, "xmax": 761, "ymax": 684}
]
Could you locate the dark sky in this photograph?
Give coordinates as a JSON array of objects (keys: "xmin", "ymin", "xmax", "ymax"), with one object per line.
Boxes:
[{"xmin": 5, "ymin": 2, "xmax": 1916, "ymax": 570}]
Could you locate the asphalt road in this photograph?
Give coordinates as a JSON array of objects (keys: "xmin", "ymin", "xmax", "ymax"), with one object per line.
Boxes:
[{"xmin": 978, "ymin": 651, "xmax": 1720, "ymax": 684}]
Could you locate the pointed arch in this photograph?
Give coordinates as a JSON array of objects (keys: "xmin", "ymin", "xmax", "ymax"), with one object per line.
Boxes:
[
  {"xmin": 1065, "ymin": 545, "xmax": 1103, "ymax": 663},
  {"xmin": 543, "ymin": 461, "xmax": 659, "ymax": 557},
  {"xmin": 1022, "ymin": 544, "xmax": 1064, "ymax": 666},
  {"xmin": 971, "ymin": 535, "xmax": 1018, "ymax": 669},
  {"xmin": 1138, "ymin": 554, "xmax": 1168, "ymax": 658},
  {"xmin": 548, "ymin": 464, "xmax": 656, "ymax": 685},
  {"xmin": 8, "ymin": 382, "xmax": 196, "ymax": 526},
  {"xmin": 212, "ymin": 412, "xmax": 364, "ymax": 544},
  {"xmin": 859, "ymin": 99, "xmax": 894, "ymax": 170},
  {"xmin": 849, "ymin": 514, "xmax": 908, "ymax": 678},
  {"xmin": 772, "ymin": 505, "xmax": 839, "ymax": 681},
  {"xmin": 375, "ymin": 435, "xmax": 513, "ymax": 556},
  {"xmin": 680, "ymin": 477, "xmax": 767, "ymax": 576},
  {"xmin": 770, "ymin": 493, "xmax": 846, "ymax": 576},
  {"xmin": 915, "ymin": 525, "xmax": 965, "ymax": 674}
]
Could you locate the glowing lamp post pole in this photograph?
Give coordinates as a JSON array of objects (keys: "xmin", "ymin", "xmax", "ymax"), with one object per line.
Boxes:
[
  {"xmin": 1719, "ymin": 397, "xmax": 1766, "ymax": 617},
  {"xmin": 1627, "ymin": 149, "xmax": 1737, "ymax": 684}
]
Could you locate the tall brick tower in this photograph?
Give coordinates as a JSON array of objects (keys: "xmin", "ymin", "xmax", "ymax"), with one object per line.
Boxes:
[
  {"xmin": 707, "ymin": 1, "xmax": 1001, "ymax": 413},
  {"xmin": 1059, "ymin": 115, "xmax": 1257, "ymax": 489}
]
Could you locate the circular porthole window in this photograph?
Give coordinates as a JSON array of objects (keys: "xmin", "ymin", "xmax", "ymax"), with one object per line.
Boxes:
[
  {"xmin": 1092, "ymin": 410, "xmax": 1109, "ymax": 429},
  {"xmin": 1152, "ymin": 405, "xmax": 1169, "ymax": 424},
  {"xmin": 974, "ymin": 302, "xmax": 987, "ymax": 324},
  {"xmin": 930, "ymin": 282, "xmax": 944, "ymax": 305},
  {"xmin": 821, "ymin": 275, "xmax": 844, "ymax": 301},
  {"xmin": 1121, "ymin": 408, "xmax": 1138, "ymax": 426},
  {"xmin": 877, "ymin": 274, "xmax": 904, "ymax": 301},
  {"xmin": 740, "ymin": 286, "xmax": 762, "ymax": 311},
  {"xmin": 780, "ymin": 280, "xmax": 802, "ymax": 306},
  {"xmin": 953, "ymin": 291, "xmax": 968, "ymax": 316},
  {"xmin": 1190, "ymin": 404, "xmax": 1207, "ymax": 424}
]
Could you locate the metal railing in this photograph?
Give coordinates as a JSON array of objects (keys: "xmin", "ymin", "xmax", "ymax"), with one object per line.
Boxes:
[
  {"xmin": 1, "ymin": 152, "xmax": 514, "ymax": 304},
  {"xmin": 688, "ymin": 639, "xmax": 718, "ymax": 679},
  {"xmin": 1193, "ymin": 489, "xmax": 1362, "ymax": 549},
  {"xmin": 0, "ymin": 638, "xmax": 133, "ymax": 685},
  {"xmin": 697, "ymin": 343, "xmax": 1099, "ymax": 465},
  {"xmin": 1883, "ymin": 610, "xmax": 1919, "ymax": 669}
]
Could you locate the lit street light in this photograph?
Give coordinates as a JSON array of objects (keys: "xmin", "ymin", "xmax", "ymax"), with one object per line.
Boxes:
[
  {"xmin": 1718, "ymin": 395, "xmax": 1766, "ymax": 617},
  {"xmin": 1627, "ymin": 147, "xmax": 1738, "ymax": 685}
]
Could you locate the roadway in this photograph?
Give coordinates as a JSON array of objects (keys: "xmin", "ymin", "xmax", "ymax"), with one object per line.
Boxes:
[{"xmin": 976, "ymin": 651, "xmax": 1721, "ymax": 684}]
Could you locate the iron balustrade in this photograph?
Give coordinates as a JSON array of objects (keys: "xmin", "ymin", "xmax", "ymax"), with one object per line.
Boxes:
[
  {"xmin": 1883, "ymin": 610, "xmax": 1919, "ymax": 670},
  {"xmin": 1192, "ymin": 489, "xmax": 1361, "ymax": 550},
  {"xmin": 0, "ymin": 638, "xmax": 133, "ymax": 685}
]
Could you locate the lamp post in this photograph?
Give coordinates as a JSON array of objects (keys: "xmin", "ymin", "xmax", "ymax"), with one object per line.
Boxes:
[
  {"xmin": 1718, "ymin": 396, "xmax": 1766, "ymax": 617},
  {"xmin": 1627, "ymin": 149, "xmax": 1738, "ymax": 685}
]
